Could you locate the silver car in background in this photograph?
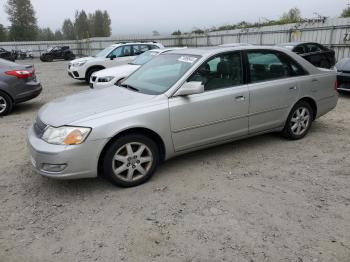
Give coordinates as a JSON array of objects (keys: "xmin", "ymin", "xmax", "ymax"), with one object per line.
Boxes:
[{"xmin": 27, "ymin": 46, "xmax": 338, "ymax": 187}]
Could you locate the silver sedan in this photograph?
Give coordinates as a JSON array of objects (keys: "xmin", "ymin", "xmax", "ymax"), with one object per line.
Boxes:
[{"xmin": 27, "ymin": 46, "xmax": 338, "ymax": 187}]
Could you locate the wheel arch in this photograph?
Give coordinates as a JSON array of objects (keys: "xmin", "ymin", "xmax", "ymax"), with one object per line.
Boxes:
[
  {"xmin": 0, "ymin": 88, "xmax": 14, "ymax": 102},
  {"xmin": 85, "ymin": 65, "xmax": 106, "ymax": 79},
  {"xmin": 97, "ymin": 127, "xmax": 166, "ymax": 175},
  {"xmin": 296, "ymin": 96, "xmax": 318, "ymax": 120}
]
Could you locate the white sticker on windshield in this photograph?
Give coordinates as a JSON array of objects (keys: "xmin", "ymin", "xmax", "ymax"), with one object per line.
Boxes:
[{"xmin": 178, "ymin": 56, "xmax": 198, "ymax": 64}]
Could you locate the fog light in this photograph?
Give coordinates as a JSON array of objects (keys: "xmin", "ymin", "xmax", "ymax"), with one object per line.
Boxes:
[{"xmin": 41, "ymin": 164, "xmax": 67, "ymax": 173}]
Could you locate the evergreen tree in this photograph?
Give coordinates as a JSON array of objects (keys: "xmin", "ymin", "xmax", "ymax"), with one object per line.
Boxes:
[
  {"xmin": 341, "ymin": 7, "xmax": 350, "ymax": 18},
  {"xmin": 38, "ymin": 27, "xmax": 55, "ymax": 41},
  {"xmin": 5, "ymin": 0, "xmax": 38, "ymax": 41},
  {"xmin": 54, "ymin": 30, "xmax": 63, "ymax": 40},
  {"xmin": 102, "ymin": 11, "xmax": 111, "ymax": 37},
  {"xmin": 74, "ymin": 10, "xmax": 90, "ymax": 39},
  {"xmin": 62, "ymin": 19, "xmax": 76, "ymax": 40},
  {"xmin": 0, "ymin": 24, "xmax": 8, "ymax": 42}
]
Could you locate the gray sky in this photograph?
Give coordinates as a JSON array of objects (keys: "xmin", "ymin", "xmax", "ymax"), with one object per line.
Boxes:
[{"xmin": 0, "ymin": 0, "xmax": 349, "ymax": 35}]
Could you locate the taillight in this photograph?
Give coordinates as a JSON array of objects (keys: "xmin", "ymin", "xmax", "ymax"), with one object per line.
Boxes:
[
  {"xmin": 334, "ymin": 79, "xmax": 339, "ymax": 92},
  {"xmin": 5, "ymin": 69, "xmax": 34, "ymax": 79}
]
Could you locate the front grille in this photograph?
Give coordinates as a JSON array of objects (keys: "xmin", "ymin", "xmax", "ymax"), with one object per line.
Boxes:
[{"xmin": 33, "ymin": 117, "xmax": 48, "ymax": 138}]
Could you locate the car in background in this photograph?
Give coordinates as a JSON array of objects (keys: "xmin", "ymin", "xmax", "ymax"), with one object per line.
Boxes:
[
  {"xmin": 0, "ymin": 48, "xmax": 15, "ymax": 62},
  {"xmin": 277, "ymin": 42, "xmax": 336, "ymax": 69},
  {"xmin": 0, "ymin": 59, "xmax": 42, "ymax": 116},
  {"xmin": 90, "ymin": 47, "xmax": 186, "ymax": 89},
  {"xmin": 40, "ymin": 46, "xmax": 76, "ymax": 62},
  {"xmin": 335, "ymin": 57, "xmax": 350, "ymax": 92},
  {"xmin": 28, "ymin": 46, "xmax": 337, "ymax": 187},
  {"xmin": 68, "ymin": 42, "xmax": 164, "ymax": 83}
]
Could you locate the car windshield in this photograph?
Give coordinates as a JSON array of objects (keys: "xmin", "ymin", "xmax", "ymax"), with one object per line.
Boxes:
[
  {"xmin": 47, "ymin": 47, "xmax": 53, "ymax": 52},
  {"xmin": 123, "ymin": 54, "xmax": 201, "ymax": 95},
  {"xmin": 94, "ymin": 46, "xmax": 115, "ymax": 58},
  {"xmin": 131, "ymin": 50, "xmax": 159, "ymax": 65}
]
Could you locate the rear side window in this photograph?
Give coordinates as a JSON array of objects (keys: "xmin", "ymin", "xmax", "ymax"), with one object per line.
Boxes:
[
  {"xmin": 132, "ymin": 44, "xmax": 149, "ymax": 55},
  {"xmin": 247, "ymin": 51, "xmax": 307, "ymax": 83},
  {"xmin": 148, "ymin": 45, "xmax": 160, "ymax": 50},
  {"xmin": 306, "ymin": 44, "xmax": 321, "ymax": 53}
]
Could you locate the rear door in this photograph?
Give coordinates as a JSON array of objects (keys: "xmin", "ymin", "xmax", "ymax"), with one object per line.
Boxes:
[
  {"xmin": 246, "ymin": 50, "xmax": 305, "ymax": 133},
  {"xmin": 169, "ymin": 51, "xmax": 249, "ymax": 151}
]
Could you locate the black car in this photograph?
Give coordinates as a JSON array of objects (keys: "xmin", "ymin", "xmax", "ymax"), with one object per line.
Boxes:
[
  {"xmin": 0, "ymin": 48, "xmax": 15, "ymax": 62},
  {"xmin": 0, "ymin": 59, "xmax": 42, "ymax": 116},
  {"xmin": 277, "ymin": 42, "xmax": 336, "ymax": 69},
  {"xmin": 40, "ymin": 46, "xmax": 76, "ymax": 62},
  {"xmin": 335, "ymin": 58, "xmax": 350, "ymax": 92}
]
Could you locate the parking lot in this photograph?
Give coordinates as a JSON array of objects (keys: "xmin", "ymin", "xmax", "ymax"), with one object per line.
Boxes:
[{"xmin": 0, "ymin": 59, "xmax": 349, "ymax": 261}]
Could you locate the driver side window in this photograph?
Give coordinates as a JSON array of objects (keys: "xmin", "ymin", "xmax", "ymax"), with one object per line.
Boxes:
[
  {"xmin": 188, "ymin": 52, "xmax": 243, "ymax": 92},
  {"xmin": 109, "ymin": 47, "xmax": 123, "ymax": 57}
]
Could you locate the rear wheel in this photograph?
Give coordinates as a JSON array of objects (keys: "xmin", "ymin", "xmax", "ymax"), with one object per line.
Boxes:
[
  {"xmin": 0, "ymin": 91, "xmax": 13, "ymax": 116},
  {"xmin": 282, "ymin": 101, "xmax": 313, "ymax": 140},
  {"xmin": 102, "ymin": 134, "xmax": 159, "ymax": 187}
]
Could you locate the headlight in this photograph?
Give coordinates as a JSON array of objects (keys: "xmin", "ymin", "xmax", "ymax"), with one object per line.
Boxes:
[
  {"xmin": 98, "ymin": 76, "xmax": 115, "ymax": 82},
  {"xmin": 42, "ymin": 126, "xmax": 91, "ymax": 145},
  {"xmin": 72, "ymin": 61, "xmax": 87, "ymax": 67}
]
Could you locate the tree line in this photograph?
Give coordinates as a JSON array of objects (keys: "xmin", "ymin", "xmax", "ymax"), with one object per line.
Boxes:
[
  {"xmin": 172, "ymin": 6, "xmax": 350, "ymax": 36},
  {"xmin": 0, "ymin": 0, "xmax": 111, "ymax": 42}
]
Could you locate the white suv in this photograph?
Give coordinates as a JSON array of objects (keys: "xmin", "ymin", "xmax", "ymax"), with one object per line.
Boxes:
[
  {"xmin": 67, "ymin": 42, "xmax": 164, "ymax": 82},
  {"xmin": 90, "ymin": 48, "xmax": 186, "ymax": 89}
]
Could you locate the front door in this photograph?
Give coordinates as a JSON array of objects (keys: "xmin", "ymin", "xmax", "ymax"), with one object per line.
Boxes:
[{"xmin": 169, "ymin": 52, "xmax": 249, "ymax": 152}]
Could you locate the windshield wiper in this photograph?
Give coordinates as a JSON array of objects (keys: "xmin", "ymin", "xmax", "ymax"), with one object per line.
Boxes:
[{"xmin": 120, "ymin": 84, "xmax": 140, "ymax": 92}]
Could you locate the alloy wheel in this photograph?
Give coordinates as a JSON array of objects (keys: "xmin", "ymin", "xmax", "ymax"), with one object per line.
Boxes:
[
  {"xmin": 0, "ymin": 95, "xmax": 7, "ymax": 114},
  {"xmin": 112, "ymin": 142, "xmax": 153, "ymax": 182},
  {"xmin": 290, "ymin": 106, "xmax": 311, "ymax": 136}
]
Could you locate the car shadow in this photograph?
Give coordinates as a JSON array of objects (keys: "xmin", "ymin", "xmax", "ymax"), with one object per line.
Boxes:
[
  {"xmin": 29, "ymin": 121, "xmax": 334, "ymax": 194},
  {"xmin": 11, "ymin": 101, "xmax": 46, "ymax": 115},
  {"xmin": 339, "ymin": 92, "xmax": 350, "ymax": 98}
]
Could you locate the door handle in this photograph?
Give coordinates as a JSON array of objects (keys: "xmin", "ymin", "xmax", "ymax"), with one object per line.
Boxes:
[
  {"xmin": 289, "ymin": 86, "xmax": 297, "ymax": 90},
  {"xmin": 311, "ymin": 79, "xmax": 319, "ymax": 83},
  {"xmin": 235, "ymin": 95, "xmax": 245, "ymax": 101}
]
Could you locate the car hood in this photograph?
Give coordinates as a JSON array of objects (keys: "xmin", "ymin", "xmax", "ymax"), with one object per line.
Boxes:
[
  {"xmin": 93, "ymin": 64, "xmax": 140, "ymax": 78},
  {"xmin": 335, "ymin": 58, "xmax": 350, "ymax": 71},
  {"xmin": 38, "ymin": 87, "xmax": 157, "ymax": 127},
  {"xmin": 69, "ymin": 56, "xmax": 96, "ymax": 64}
]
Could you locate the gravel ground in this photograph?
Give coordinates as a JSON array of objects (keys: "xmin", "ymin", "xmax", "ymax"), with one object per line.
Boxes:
[{"xmin": 0, "ymin": 59, "xmax": 350, "ymax": 262}]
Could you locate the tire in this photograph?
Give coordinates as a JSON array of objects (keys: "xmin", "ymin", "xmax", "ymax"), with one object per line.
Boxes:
[
  {"xmin": 45, "ymin": 55, "xmax": 53, "ymax": 62},
  {"xmin": 102, "ymin": 134, "xmax": 159, "ymax": 187},
  {"xmin": 85, "ymin": 68, "xmax": 102, "ymax": 83},
  {"xmin": 282, "ymin": 101, "xmax": 313, "ymax": 140},
  {"xmin": 0, "ymin": 91, "xmax": 13, "ymax": 116}
]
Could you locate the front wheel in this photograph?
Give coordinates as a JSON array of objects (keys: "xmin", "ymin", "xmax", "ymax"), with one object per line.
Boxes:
[
  {"xmin": 282, "ymin": 101, "xmax": 313, "ymax": 140},
  {"xmin": 102, "ymin": 134, "xmax": 159, "ymax": 187}
]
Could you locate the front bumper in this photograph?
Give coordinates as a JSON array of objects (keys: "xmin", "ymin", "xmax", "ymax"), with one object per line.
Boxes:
[
  {"xmin": 27, "ymin": 125, "xmax": 107, "ymax": 179},
  {"xmin": 67, "ymin": 65, "xmax": 85, "ymax": 80},
  {"xmin": 337, "ymin": 72, "xmax": 350, "ymax": 92}
]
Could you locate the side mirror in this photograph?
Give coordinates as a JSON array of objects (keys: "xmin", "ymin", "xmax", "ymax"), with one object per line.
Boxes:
[
  {"xmin": 110, "ymin": 55, "xmax": 116, "ymax": 60},
  {"xmin": 174, "ymin": 81, "xmax": 204, "ymax": 97}
]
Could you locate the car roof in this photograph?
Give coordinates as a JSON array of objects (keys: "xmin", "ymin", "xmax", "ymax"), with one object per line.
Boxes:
[
  {"xmin": 277, "ymin": 42, "xmax": 314, "ymax": 46},
  {"xmin": 166, "ymin": 45, "xmax": 295, "ymax": 56},
  {"xmin": 110, "ymin": 42, "xmax": 162, "ymax": 48}
]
